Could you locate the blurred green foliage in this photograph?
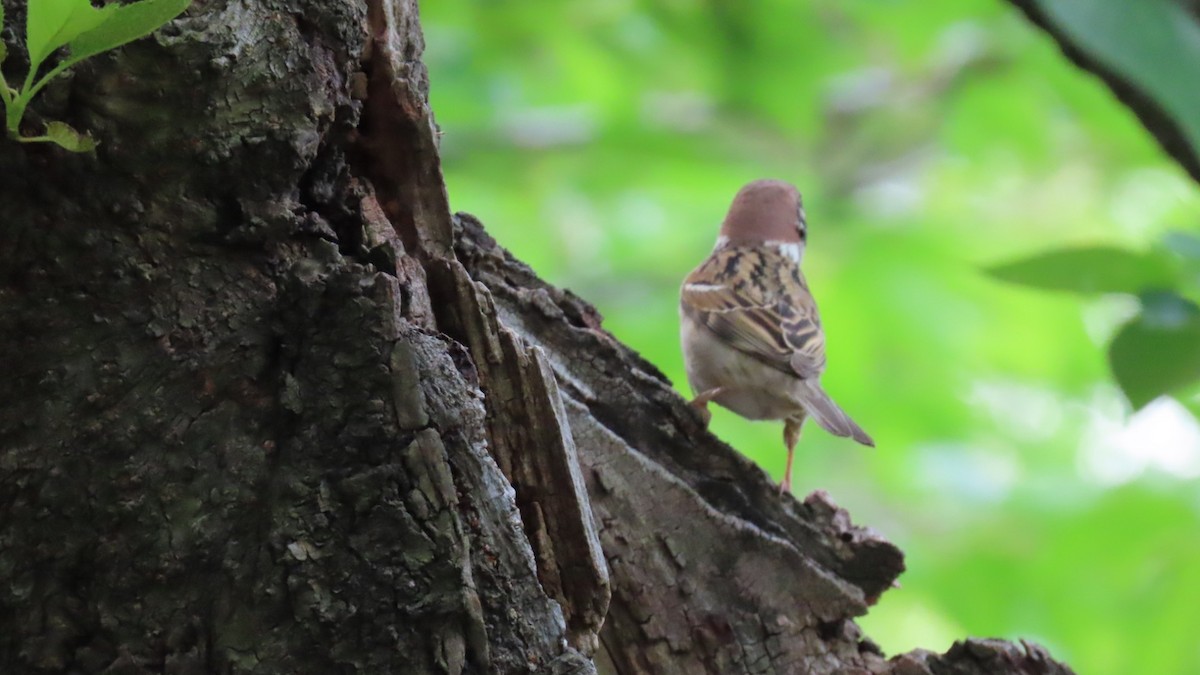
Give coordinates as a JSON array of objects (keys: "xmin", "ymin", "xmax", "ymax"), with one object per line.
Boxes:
[
  {"xmin": 422, "ymin": 1, "xmax": 1200, "ymax": 673},
  {"xmin": 989, "ymin": 238, "xmax": 1200, "ymax": 411},
  {"xmin": 1030, "ymin": 0, "xmax": 1200, "ymax": 166}
]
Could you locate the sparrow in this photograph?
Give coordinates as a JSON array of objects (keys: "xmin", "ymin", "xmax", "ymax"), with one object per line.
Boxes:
[{"xmin": 679, "ymin": 179, "xmax": 873, "ymax": 493}]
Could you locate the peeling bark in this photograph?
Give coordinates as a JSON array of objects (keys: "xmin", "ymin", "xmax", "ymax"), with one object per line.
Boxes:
[{"xmin": 0, "ymin": 1, "xmax": 1073, "ymax": 674}]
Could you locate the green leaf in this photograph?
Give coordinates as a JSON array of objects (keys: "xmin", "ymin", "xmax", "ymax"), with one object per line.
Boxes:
[
  {"xmin": 1032, "ymin": 0, "xmax": 1200, "ymax": 171},
  {"xmin": 12, "ymin": 0, "xmax": 191, "ymax": 135},
  {"xmin": 1162, "ymin": 230, "xmax": 1200, "ymax": 303},
  {"xmin": 18, "ymin": 120, "xmax": 98, "ymax": 151},
  {"xmin": 26, "ymin": 0, "xmax": 118, "ymax": 75},
  {"xmin": 987, "ymin": 246, "xmax": 1177, "ymax": 294},
  {"xmin": 43, "ymin": 120, "xmax": 96, "ymax": 152},
  {"xmin": 1163, "ymin": 231, "xmax": 1200, "ymax": 261},
  {"xmin": 62, "ymin": 0, "xmax": 191, "ymax": 69},
  {"xmin": 1109, "ymin": 292, "xmax": 1200, "ymax": 409},
  {"xmin": 1176, "ymin": 378, "xmax": 1200, "ymax": 422}
]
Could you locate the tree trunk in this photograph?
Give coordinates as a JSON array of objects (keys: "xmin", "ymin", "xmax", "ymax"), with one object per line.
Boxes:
[{"xmin": 0, "ymin": 1, "xmax": 1073, "ymax": 673}]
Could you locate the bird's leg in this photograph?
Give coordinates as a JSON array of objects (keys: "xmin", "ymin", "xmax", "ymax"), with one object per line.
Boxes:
[
  {"xmin": 688, "ymin": 387, "xmax": 724, "ymax": 427},
  {"xmin": 780, "ymin": 415, "xmax": 806, "ymax": 495}
]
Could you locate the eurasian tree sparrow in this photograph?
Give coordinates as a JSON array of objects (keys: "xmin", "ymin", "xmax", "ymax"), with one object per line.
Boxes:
[{"xmin": 680, "ymin": 179, "xmax": 873, "ymax": 493}]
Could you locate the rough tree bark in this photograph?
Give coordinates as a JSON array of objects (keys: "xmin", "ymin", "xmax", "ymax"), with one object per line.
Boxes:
[{"xmin": 0, "ymin": 1, "xmax": 1074, "ymax": 673}]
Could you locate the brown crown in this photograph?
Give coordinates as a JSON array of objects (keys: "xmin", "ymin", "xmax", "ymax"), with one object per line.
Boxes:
[{"xmin": 719, "ymin": 179, "xmax": 805, "ymax": 243}]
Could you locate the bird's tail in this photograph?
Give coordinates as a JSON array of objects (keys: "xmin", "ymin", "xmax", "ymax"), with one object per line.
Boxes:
[{"xmin": 795, "ymin": 380, "xmax": 874, "ymax": 447}]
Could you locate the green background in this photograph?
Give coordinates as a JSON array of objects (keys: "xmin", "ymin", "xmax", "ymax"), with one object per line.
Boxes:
[{"xmin": 422, "ymin": 1, "xmax": 1200, "ymax": 673}]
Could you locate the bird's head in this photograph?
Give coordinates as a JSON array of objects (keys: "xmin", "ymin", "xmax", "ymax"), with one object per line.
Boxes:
[{"xmin": 718, "ymin": 179, "xmax": 807, "ymax": 253}]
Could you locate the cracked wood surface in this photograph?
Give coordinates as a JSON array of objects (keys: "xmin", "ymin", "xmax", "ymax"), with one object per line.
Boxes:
[{"xmin": 0, "ymin": 0, "xmax": 1073, "ymax": 673}]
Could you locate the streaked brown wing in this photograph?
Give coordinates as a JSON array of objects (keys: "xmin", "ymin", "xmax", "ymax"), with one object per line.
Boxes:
[
  {"xmin": 778, "ymin": 297, "xmax": 826, "ymax": 379},
  {"xmin": 681, "ymin": 251, "xmax": 826, "ymax": 379}
]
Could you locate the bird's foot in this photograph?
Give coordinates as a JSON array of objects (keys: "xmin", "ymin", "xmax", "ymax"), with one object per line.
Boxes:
[
  {"xmin": 687, "ymin": 388, "xmax": 725, "ymax": 428},
  {"xmin": 687, "ymin": 398, "xmax": 713, "ymax": 427},
  {"xmin": 779, "ymin": 417, "xmax": 801, "ymax": 496}
]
